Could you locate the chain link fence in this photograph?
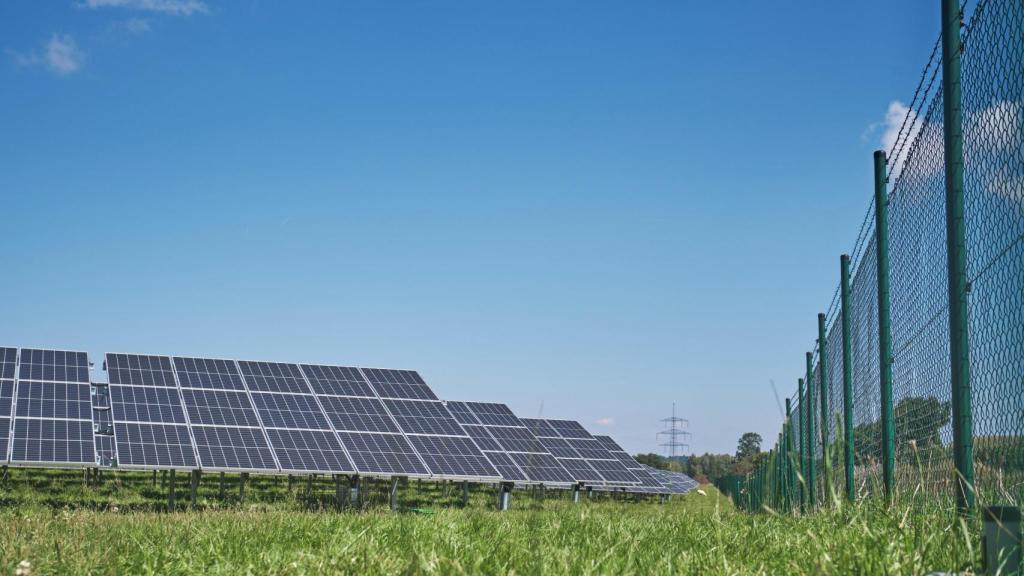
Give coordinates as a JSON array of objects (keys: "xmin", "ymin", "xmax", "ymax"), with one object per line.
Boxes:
[{"xmin": 721, "ymin": 0, "xmax": 1022, "ymax": 513}]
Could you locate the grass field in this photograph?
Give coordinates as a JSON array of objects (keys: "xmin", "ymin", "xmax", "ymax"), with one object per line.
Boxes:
[{"xmin": 0, "ymin": 469, "xmax": 983, "ymax": 575}]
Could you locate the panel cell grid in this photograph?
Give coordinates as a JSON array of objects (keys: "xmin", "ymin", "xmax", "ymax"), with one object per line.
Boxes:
[
  {"xmin": 106, "ymin": 354, "xmax": 176, "ymax": 387},
  {"xmin": 265, "ymin": 429, "xmax": 354, "ymax": 473},
  {"xmin": 0, "ymin": 348, "xmax": 16, "ymax": 380},
  {"xmin": 15, "ymin": 381, "xmax": 92, "ymax": 420},
  {"xmin": 407, "ymin": 435, "xmax": 498, "ymax": 478},
  {"xmin": 180, "ymin": 389, "xmax": 262, "ymax": 427},
  {"xmin": 300, "ymin": 364, "xmax": 376, "ymax": 397},
  {"xmin": 335, "ymin": 431, "xmax": 429, "ymax": 476},
  {"xmin": 318, "ymin": 395, "xmax": 400, "ymax": 434},
  {"xmin": 363, "ymin": 368, "xmax": 438, "ymax": 400},
  {"xmin": 250, "ymin": 392, "xmax": 330, "ymax": 430},
  {"xmin": 238, "ymin": 361, "xmax": 311, "ymax": 394},
  {"xmin": 11, "ymin": 418, "xmax": 93, "ymax": 464},
  {"xmin": 172, "ymin": 357, "xmax": 245, "ymax": 390},
  {"xmin": 382, "ymin": 399, "xmax": 465, "ymax": 436},
  {"xmin": 18, "ymin": 349, "xmax": 89, "ymax": 383},
  {"xmin": 115, "ymin": 422, "xmax": 197, "ymax": 468},
  {"xmin": 110, "ymin": 385, "xmax": 187, "ymax": 424},
  {"xmin": 190, "ymin": 425, "xmax": 277, "ymax": 470}
]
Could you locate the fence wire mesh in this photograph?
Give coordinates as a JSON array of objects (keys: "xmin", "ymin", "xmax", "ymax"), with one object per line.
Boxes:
[{"xmin": 721, "ymin": 0, "xmax": 1022, "ymax": 512}]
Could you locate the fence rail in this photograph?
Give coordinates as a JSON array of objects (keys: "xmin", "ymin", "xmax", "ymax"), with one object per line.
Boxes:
[{"xmin": 718, "ymin": 0, "xmax": 1023, "ymax": 515}]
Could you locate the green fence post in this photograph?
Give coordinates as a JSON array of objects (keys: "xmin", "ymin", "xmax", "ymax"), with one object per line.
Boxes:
[
  {"xmin": 840, "ymin": 254, "xmax": 856, "ymax": 502},
  {"xmin": 940, "ymin": 0, "xmax": 974, "ymax": 516},
  {"xmin": 785, "ymin": 397, "xmax": 794, "ymax": 512},
  {"xmin": 798, "ymin": 378, "xmax": 806, "ymax": 513},
  {"xmin": 806, "ymin": 351, "xmax": 817, "ymax": 509},
  {"xmin": 874, "ymin": 149, "xmax": 896, "ymax": 504},
  {"xmin": 817, "ymin": 313, "xmax": 831, "ymax": 504}
]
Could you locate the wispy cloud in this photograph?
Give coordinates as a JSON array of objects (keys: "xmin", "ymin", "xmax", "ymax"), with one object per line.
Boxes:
[
  {"xmin": 116, "ymin": 17, "xmax": 152, "ymax": 34},
  {"xmin": 9, "ymin": 34, "xmax": 85, "ymax": 76},
  {"xmin": 83, "ymin": 0, "xmax": 208, "ymax": 16},
  {"xmin": 595, "ymin": 417, "xmax": 615, "ymax": 426}
]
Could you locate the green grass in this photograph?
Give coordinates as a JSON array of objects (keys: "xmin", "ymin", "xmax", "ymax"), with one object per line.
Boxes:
[{"xmin": 0, "ymin": 469, "xmax": 984, "ymax": 575}]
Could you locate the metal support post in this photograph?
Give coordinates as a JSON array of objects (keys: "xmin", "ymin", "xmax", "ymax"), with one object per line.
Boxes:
[
  {"xmin": 941, "ymin": 0, "xmax": 974, "ymax": 516},
  {"xmin": 874, "ymin": 150, "xmax": 896, "ymax": 504},
  {"xmin": 840, "ymin": 254, "xmax": 856, "ymax": 502}
]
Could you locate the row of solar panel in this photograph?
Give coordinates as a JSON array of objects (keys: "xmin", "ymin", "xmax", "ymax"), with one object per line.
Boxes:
[{"xmin": 1, "ymin": 348, "xmax": 696, "ymax": 494}]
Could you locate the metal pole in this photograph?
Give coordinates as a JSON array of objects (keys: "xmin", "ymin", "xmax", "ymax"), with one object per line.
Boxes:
[
  {"xmin": 389, "ymin": 477, "xmax": 400, "ymax": 511},
  {"xmin": 806, "ymin": 351, "xmax": 816, "ymax": 509},
  {"xmin": 798, "ymin": 378, "xmax": 806, "ymax": 513},
  {"xmin": 817, "ymin": 312, "xmax": 831, "ymax": 504},
  {"xmin": 350, "ymin": 476, "xmax": 361, "ymax": 509},
  {"xmin": 874, "ymin": 149, "xmax": 896, "ymax": 504},
  {"xmin": 785, "ymin": 397, "xmax": 794, "ymax": 513},
  {"xmin": 941, "ymin": 0, "xmax": 974, "ymax": 516},
  {"xmin": 168, "ymin": 469, "xmax": 176, "ymax": 511},
  {"xmin": 840, "ymin": 254, "xmax": 856, "ymax": 502}
]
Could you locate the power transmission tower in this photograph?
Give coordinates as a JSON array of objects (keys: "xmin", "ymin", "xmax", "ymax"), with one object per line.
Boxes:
[{"xmin": 657, "ymin": 402, "xmax": 691, "ymax": 459}]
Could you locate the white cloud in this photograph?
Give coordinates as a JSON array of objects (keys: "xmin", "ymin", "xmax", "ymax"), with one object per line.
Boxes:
[
  {"xmin": 595, "ymin": 417, "xmax": 615, "ymax": 426},
  {"xmin": 8, "ymin": 34, "xmax": 84, "ymax": 75},
  {"xmin": 46, "ymin": 34, "xmax": 84, "ymax": 75},
  {"xmin": 83, "ymin": 0, "xmax": 208, "ymax": 16}
]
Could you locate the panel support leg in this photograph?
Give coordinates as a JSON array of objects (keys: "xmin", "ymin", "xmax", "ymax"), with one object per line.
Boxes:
[
  {"xmin": 389, "ymin": 477, "xmax": 400, "ymax": 511},
  {"xmin": 190, "ymin": 470, "xmax": 200, "ymax": 509},
  {"xmin": 168, "ymin": 469, "xmax": 176, "ymax": 511},
  {"xmin": 497, "ymin": 482, "xmax": 513, "ymax": 511},
  {"xmin": 350, "ymin": 476, "xmax": 361, "ymax": 509}
]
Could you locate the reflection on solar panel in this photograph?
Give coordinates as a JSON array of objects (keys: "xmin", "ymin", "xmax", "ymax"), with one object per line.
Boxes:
[
  {"xmin": 521, "ymin": 418, "xmax": 639, "ymax": 486},
  {"xmin": 237, "ymin": 361, "xmax": 354, "ymax": 474},
  {"xmin": 10, "ymin": 349, "xmax": 95, "ymax": 466},
  {"xmin": 366, "ymin": 372, "xmax": 499, "ymax": 481},
  {"xmin": 105, "ymin": 353, "xmax": 197, "ymax": 469},
  {"xmin": 302, "ymin": 364, "xmax": 428, "ymax": 477},
  {"xmin": 449, "ymin": 402, "xmax": 575, "ymax": 485},
  {"xmin": 174, "ymin": 357, "xmax": 276, "ymax": 472},
  {"xmin": 592, "ymin": 435, "xmax": 667, "ymax": 493}
]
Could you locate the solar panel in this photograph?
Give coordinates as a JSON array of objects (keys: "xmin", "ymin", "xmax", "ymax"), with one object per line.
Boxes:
[
  {"xmin": 104, "ymin": 353, "xmax": 198, "ymax": 469},
  {"xmin": 450, "ymin": 402, "xmax": 574, "ymax": 484},
  {"xmin": 9, "ymin": 349, "xmax": 96, "ymax": 466},
  {"xmin": 174, "ymin": 356, "xmax": 277, "ymax": 472},
  {"xmin": 366, "ymin": 374, "xmax": 499, "ymax": 481},
  {"xmin": 361, "ymin": 368, "xmax": 437, "ymax": 400},
  {"xmin": 521, "ymin": 418, "xmax": 639, "ymax": 486},
  {"xmin": 237, "ymin": 360, "xmax": 355, "ymax": 474},
  {"xmin": 593, "ymin": 435, "xmax": 668, "ymax": 493},
  {"xmin": 302, "ymin": 364, "xmax": 428, "ymax": 477}
]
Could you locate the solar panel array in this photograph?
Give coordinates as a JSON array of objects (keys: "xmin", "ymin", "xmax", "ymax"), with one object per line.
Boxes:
[
  {"xmin": 9, "ymin": 349, "xmax": 95, "ymax": 466},
  {"xmin": 1, "ymin": 347, "xmax": 697, "ymax": 495},
  {"xmin": 521, "ymin": 418, "xmax": 639, "ymax": 486},
  {"xmin": 447, "ymin": 401, "xmax": 575, "ymax": 485},
  {"xmin": 593, "ymin": 435, "xmax": 669, "ymax": 494},
  {"xmin": 365, "ymin": 369, "xmax": 500, "ymax": 481}
]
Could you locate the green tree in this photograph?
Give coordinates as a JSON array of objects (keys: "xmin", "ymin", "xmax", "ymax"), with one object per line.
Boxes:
[{"xmin": 736, "ymin": 432, "xmax": 762, "ymax": 460}]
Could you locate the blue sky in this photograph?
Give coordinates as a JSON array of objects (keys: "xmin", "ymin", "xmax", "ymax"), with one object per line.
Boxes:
[{"xmin": 0, "ymin": 1, "xmax": 948, "ymax": 454}]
